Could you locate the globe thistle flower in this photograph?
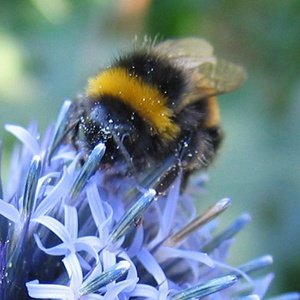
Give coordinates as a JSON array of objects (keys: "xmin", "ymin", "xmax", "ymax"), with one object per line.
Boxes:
[{"xmin": 0, "ymin": 100, "xmax": 299, "ymax": 300}]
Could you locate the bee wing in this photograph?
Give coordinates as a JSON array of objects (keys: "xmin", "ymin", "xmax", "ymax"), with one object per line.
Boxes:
[
  {"xmin": 195, "ymin": 58, "xmax": 246, "ymax": 95},
  {"xmin": 155, "ymin": 38, "xmax": 246, "ymax": 109},
  {"xmin": 154, "ymin": 37, "xmax": 216, "ymax": 68},
  {"xmin": 179, "ymin": 58, "xmax": 246, "ymax": 107}
]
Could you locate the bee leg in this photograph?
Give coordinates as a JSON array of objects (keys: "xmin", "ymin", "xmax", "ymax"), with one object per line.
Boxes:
[{"xmin": 111, "ymin": 131, "xmax": 139, "ymax": 179}]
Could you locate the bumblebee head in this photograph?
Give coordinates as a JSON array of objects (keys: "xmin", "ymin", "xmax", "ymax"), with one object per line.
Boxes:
[{"xmin": 77, "ymin": 99, "xmax": 140, "ymax": 165}]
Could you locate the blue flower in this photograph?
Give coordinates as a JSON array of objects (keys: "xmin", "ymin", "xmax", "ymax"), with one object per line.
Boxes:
[{"xmin": 0, "ymin": 100, "xmax": 299, "ymax": 299}]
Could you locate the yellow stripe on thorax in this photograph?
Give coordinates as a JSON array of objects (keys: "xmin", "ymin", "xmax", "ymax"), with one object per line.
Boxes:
[{"xmin": 86, "ymin": 67, "xmax": 180, "ymax": 141}]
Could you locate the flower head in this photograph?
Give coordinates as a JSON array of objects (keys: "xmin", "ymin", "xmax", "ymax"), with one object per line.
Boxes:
[{"xmin": 0, "ymin": 100, "xmax": 298, "ymax": 299}]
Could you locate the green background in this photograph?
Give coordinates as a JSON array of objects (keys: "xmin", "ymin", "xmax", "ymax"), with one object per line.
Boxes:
[{"xmin": 1, "ymin": 0, "xmax": 299, "ymax": 295}]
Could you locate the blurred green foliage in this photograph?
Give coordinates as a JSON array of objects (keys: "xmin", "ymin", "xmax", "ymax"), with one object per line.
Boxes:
[{"xmin": 0, "ymin": 0, "xmax": 299, "ymax": 295}]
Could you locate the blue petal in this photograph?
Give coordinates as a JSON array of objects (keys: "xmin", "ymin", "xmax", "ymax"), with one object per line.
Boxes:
[
  {"xmin": 5, "ymin": 124, "xmax": 40, "ymax": 155},
  {"xmin": 74, "ymin": 237, "xmax": 102, "ymax": 263},
  {"xmin": 64, "ymin": 205, "xmax": 78, "ymax": 239},
  {"xmin": 128, "ymin": 283, "xmax": 159, "ymax": 299},
  {"xmin": 252, "ymin": 273, "xmax": 274, "ymax": 298},
  {"xmin": 26, "ymin": 280, "xmax": 74, "ymax": 299},
  {"xmin": 86, "ymin": 183, "xmax": 113, "ymax": 241},
  {"xmin": 32, "ymin": 168, "xmax": 72, "ymax": 218},
  {"xmin": 105, "ymin": 278, "xmax": 138, "ymax": 299},
  {"xmin": 32, "ymin": 214, "xmax": 75, "ymax": 252},
  {"xmin": 63, "ymin": 253, "xmax": 83, "ymax": 292},
  {"xmin": 137, "ymin": 247, "xmax": 168, "ymax": 292},
  {"xmin": 47, "ymin": 100, "xmax": 73, "ymax": 161},
  {"xmin": 159, "ymin": 246, "xmax": 214, "ymax": 267},
  {"xmin": 0, "ymin": 199, "xmax": 21, "ymax": 225},
  {"xmin": 33, "ymin": 234, "xmax": 71, "ymax": 256}
]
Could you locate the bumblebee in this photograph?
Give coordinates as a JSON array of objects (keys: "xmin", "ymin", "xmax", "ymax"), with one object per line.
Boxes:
[{"xmin": 64, "ymin": 38, "xmax": 245, "ymax": 191}]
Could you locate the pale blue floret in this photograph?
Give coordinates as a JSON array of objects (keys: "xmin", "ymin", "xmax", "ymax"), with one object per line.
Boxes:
[{"xmin": 0, "ymin": 100, "xmax": 298, "ymax": 299}]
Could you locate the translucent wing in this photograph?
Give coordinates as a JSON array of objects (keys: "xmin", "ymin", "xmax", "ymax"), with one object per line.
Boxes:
[
  {"xmin": 154, "ymin": 37, "xmax": 216, "ymax": 68},
  {"xmin": 154, "ymin": 38, "xmax": 246, "ymax": 110},
  {"xmin": 196, "ymin": 58, "xmax": 246, "ymax": 94}
]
